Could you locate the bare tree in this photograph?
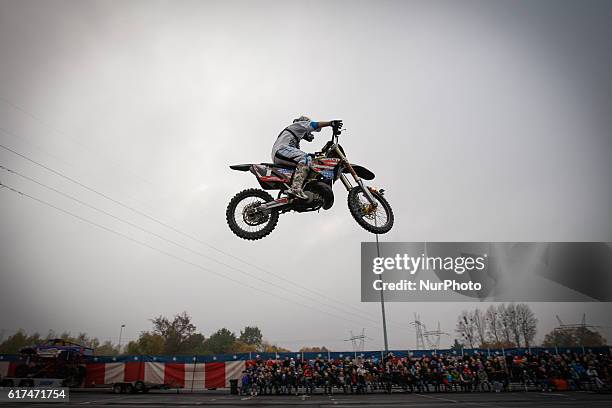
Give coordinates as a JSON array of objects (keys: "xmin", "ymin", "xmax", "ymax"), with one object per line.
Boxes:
[
  {"xmin": 456, "ymin": 310, "xmax": 477, "ymax": 348},
  {"xmin": 485, "ymin": 305, "xmax": 501, "ymax": 345},
  {"xmin": 516, "ymin": 304, "xmax": 537, "ymax": 347},
  {"xmin": 505, "ymin": 304, "xmax": 523, "ymax": 347},
  {"xmin": 472, "ymin": 309, "xmax": 487, "ymax": 347},
  {"xmin": 498, "ymin": 304, "xmax": 515, "ymax": 346}
]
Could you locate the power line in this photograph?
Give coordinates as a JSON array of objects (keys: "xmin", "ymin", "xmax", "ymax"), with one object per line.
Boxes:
[
  {"xmin": 0, "ymin": 98, "xmax": 413, "ymax": 337},
  {"xmin": 0, "ymin": 125, "xmax": 169, "ymax": 218},
  {"xmin": 0, "ymin": 96, "xmax": 157, "ymax": 190},
  {"xmin": 0, "ymin": 163, "xmax": 390, "ymax": 328},
  {"xmin": 0, "ymin": 133, "xmax": 350, "ymax": 308},
  {"xmin": 0, "ymin": 180, "xmax": 390, "ymax": 336},
  {"xmin": 0, "ymin": 96, "xmax": 420, "ymax": 351},
  {"xmin": 0, "ymin": 134, "xmax": 168, "ymax": 228},
  {"xmin": 0, "ymin": 99, "xmax": 390, "ymax": 324},
  {"xmin": 0, "ymin": 136, "xmax": 412, "ymax": 333}
]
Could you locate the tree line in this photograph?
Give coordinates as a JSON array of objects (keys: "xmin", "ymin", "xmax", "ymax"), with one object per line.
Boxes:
[
  {"xmin": 0, "ymin": 312, "xmax": 321, "ymax": 356},
  {"xmin": 454, "ymin": 303, "xmax": 606, "ymax": 349},
  {"xmin": 1, "ymin": 308, "xmax": 607, "ymax": 355}
]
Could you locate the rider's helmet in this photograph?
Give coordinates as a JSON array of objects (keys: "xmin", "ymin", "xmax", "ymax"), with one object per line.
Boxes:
[
  {"xmin": 294, "ymin": 115, "xmax": 315, "ymax": 141},
  {"xmin": 293, "ymin": 115, "xmax": 311, "ymax": 123}
]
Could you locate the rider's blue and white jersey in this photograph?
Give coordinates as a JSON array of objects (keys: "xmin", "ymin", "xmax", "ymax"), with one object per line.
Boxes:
[{"xmin": 271, "ymin": 120, "xmax": 321, "ymax": 159}]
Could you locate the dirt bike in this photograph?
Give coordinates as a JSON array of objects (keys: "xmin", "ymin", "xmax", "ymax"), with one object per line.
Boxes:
[{"xmin": 226, "ymin": 122, "xmax": 394, "ymax": 240}]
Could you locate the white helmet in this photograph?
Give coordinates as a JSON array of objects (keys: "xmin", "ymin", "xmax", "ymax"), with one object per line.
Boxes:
[{"xmin": 293, "ymin": 115, "xmax": 311, "ymax": 123}]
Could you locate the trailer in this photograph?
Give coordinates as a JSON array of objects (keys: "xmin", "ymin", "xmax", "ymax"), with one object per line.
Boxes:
[
  {"xmin": 0, "ymin": 377, "xmax": 64, "ymax": 387},
  {"xmin": 82, "ymin": 357, "xmax": 245, "ymax": 392},
  {"xmin": 83, "ymin": 357, "xmax": 177, "ymax": 393},
  {"xmin": 109, "ymin": 380, "xmax": 169, "ymax": 394},
  {"xmin": 2, "ymin": 353, "xmax": 246, "ymax": 392},
  {"xmin": 1, "ymin": 339, "xmax": 90, "ymax": 388}
]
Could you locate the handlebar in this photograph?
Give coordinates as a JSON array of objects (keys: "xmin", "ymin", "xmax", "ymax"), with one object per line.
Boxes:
[
  {"xmin": 331, "ymin": 120, "xmax": 343, "ymax": 136},
  {"xmin": 316, "ymin": 120, "xmax": 344, "ymax": 155}
]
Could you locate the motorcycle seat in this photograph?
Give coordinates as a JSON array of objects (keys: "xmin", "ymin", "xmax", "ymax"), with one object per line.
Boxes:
[{"xmin": 261, "ymin": 162, "xmax": 296, "ymax": 170}]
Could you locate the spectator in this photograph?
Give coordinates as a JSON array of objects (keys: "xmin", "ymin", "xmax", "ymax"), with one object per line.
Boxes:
[
  {"xmin": 240, "ymin": 371, "xmax": 250, "ymax": 396},
  {"xmin": 238, "ymin": 350, "xmax": 609, "ymax": 396},
  {"xmin": 587, "ymin": 365, "xmax": 604, "ymax": 390}
]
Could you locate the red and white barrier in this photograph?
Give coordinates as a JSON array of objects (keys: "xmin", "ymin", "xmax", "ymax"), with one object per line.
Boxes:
[
  {"xmin": 84, "ymin": 361, "xmax": 245, "ymax": 389},
  {"xmin": 0, "ymin": 361, "xmax": 10, "ymax": 378}
]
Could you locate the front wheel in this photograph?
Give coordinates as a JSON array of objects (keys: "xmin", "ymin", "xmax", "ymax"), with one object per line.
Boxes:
[
  {"xmin": 226, "ymin": 188, "xmax": 279, "ymax": 240},
  {"xmin": 347, "ymin": 186, "xmax": 394, "ymax": 234}
]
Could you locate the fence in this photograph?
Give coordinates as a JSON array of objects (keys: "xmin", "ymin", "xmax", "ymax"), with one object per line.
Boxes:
[
  {"xmin": 2, "ymin": 345, "xmax": 609, "ymax": 364},
  {"xmin": 1, "ymin": 347, "xmax": 609, "ymax": 389}
]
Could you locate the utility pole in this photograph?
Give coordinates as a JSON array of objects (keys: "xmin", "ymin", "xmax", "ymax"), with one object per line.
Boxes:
[
  {"xmin": 375, "ymin": 233, "xmax": 389, "ymax": 355},
  {"xmin": 118, "ymin": 324, "xmax": 126, "ymax": 354}
]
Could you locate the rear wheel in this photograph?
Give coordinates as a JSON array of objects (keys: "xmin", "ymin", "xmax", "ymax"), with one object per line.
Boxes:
[
  {"xmin": 14, "ymin": 364, "xmax": 29, "ymax": 377},
  {"xmin": 347, "ymin": 186, "xmax": 394, "ymax": 234},
  {"xmin": 134, "ymin": 381, "xmax": 146, "ymax": 393},
  {"xmin": 18, "ymin": 379, "xmax": 33, "ymax": 387},
  {"xmin": 226, "ymin": 188, "xmax": 279, "ymax": 240}
]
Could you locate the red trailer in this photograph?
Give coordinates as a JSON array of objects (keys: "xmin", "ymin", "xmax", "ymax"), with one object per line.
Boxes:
[{"xmin": 0, "ymin": 339, "xmax": 90, "ymax": 387}]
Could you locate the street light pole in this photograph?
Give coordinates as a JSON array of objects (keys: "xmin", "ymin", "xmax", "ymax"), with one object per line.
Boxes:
[
  {"xmin": 118, "ymin": 324, "xmax": 125, "ymax": 354},
  {"xmin": 375, "ymin": 233, "xmax": 389, "ymax": 355}
]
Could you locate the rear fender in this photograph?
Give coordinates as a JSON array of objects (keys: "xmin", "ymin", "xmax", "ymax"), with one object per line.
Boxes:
[{"xmin": 229, "ymin": 164, "xmax": 252, "ymax": 171}]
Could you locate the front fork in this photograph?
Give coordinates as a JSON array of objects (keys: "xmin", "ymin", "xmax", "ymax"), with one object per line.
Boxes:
[{"xmin": 336, "ymin": 149, "xmax": 377, "ymax": 205}]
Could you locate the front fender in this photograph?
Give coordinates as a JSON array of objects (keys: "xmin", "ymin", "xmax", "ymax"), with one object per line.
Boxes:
[{"xmin": 343, "ymin": 164, "xmax": 375, "ymax": 180}]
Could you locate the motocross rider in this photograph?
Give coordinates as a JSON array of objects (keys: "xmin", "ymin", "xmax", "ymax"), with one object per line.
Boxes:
[{"xmin": 272, "ymin": 116, "xmax": 342, "ymax": 199}]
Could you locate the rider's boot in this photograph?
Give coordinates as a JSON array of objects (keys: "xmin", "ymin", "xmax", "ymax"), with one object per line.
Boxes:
[{"xmin": 288, "ymin": 163, "xmax": 309, "ymax": 200}]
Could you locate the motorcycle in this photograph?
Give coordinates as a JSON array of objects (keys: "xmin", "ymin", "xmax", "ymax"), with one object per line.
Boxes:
[{"xmin": 226, "ymin": 122, "xmax": 394, "ymax": 240}]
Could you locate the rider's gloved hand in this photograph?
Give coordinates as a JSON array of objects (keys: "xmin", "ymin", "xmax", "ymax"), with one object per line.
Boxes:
[
  {"xmin": 303, "ymin": 133, "xmax": 315, "ymax": 142},
  {"xmin": 331, "ymin": 120, "xmax": 343, "ymax": 130}
]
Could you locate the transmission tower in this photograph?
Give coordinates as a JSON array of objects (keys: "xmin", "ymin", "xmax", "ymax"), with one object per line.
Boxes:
[
  {"xmin": 410, "ymin": 315, "xmax": 450, "ymax": 350},
  {"xmin": 410, "ymin": 313, "xmax": 427, "ymax": 350},
  {"xmin": 554, "ymin": 313, "xmax": 601, "ymax": 347},
  {"xmin": 344, "ymin": 329, "xmax": 369, "ymax": 353},
  {"xmin": 423, "ymin": 322, "xmax": 450, "ymax": 349}
]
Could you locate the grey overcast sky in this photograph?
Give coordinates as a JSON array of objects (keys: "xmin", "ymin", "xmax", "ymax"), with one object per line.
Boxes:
[{"xmin": 1, "ymin": 0, "xmax": 611, "ymax": 351}]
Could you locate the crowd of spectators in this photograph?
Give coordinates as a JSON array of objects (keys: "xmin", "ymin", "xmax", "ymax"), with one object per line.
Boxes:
[{"xmin": 239, "ymin": 351, "xmax": 610, "ymax": 395}]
